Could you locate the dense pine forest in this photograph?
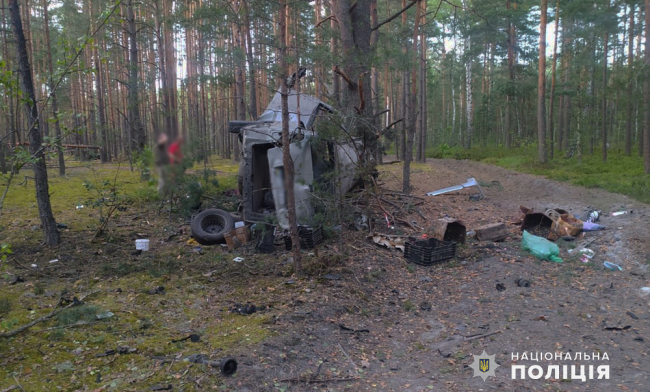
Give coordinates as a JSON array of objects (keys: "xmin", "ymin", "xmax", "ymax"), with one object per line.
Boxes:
[{"xmin": 2, "ymin": 0, "xmax": 649, "ymax": 167}]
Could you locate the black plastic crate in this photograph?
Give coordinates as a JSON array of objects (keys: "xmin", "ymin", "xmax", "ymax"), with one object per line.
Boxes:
[
  {"xmin": 255, "ymin": 224, "xmax": 275, "ymax": 253},
  {"xmin": 285, "ymin": 225, "xmax": 324, "ymax": 250},
  {"xmin": 404, "ymin": 238, "xmax": 456, "ymax": 266}
]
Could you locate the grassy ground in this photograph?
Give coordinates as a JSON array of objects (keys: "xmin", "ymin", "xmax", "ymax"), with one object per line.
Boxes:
[
  {"xmin": 0, "ymin": 156, "xmax": 279, "ymax": 391},
  {"xmin": 417, "ymin": 144, "xmax": 650, "ymax": 204}
]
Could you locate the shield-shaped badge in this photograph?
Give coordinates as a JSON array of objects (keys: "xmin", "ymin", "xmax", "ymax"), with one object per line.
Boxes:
[{"xmin": 479, "ymin": 359, "xmax": 489, "ymax": 373}]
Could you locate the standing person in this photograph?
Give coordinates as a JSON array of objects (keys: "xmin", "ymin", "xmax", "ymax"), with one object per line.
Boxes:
[
  {"xmin": 167, "ymin": 135, "xmax": 185, "ymax": 190},
  {"xmin": 168, "ymin": 135, "xmax": 184, "ymax": 165},
  {"xmin": 155, "ymin": 133, "xmax": 170, "ymax": 194}
]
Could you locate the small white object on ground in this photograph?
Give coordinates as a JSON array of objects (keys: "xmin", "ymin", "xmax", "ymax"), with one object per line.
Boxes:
[
  {"xmin": 233, "ymin": 257, "xmax": 244, "ymax": 262},
  {"xmin": 49, "ymin": 259, "xmax": 58, "ymax": 264},
  {"xmin": 135, "ymin": 239, "xmax": 150, "ymax": 251},
  {"xmin": 235, "ymin": 221, "xmax": 245, "ymax": 228}
]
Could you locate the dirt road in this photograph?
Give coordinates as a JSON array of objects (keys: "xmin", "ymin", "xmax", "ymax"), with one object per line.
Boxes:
[{"xmin": 230, "ymin": 158, "xmax": 650, "ymax": 392}]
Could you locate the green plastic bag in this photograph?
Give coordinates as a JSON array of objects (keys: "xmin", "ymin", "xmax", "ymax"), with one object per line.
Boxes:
[{"xmin": 521, "ymin": 230, "xmax": 563, "ymax": 263}]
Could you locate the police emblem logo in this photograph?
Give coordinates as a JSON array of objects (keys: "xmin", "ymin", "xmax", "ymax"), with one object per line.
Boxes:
[{"xmin": 470, "ymin": 350, "xmax": 499, "ymax": 381}]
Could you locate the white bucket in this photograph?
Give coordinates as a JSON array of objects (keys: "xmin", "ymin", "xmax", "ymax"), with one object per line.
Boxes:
[{"xmin": 135, "ymin": 239, "xmax": 150, "ymax": 251}]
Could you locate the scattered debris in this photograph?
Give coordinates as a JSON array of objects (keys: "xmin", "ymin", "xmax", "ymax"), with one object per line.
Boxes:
[
  {"xmin": 131, "ymin": 249, "xmax": 142, "ymax": 256},
  {"xmin": 148, "ymin": 286, "xmax": 165, "ymax": 295},
  {"xmin": 95, "ymin": 346, "xmax": 138, "ymax": 357},
  {"xmin": 339, "ymin": 324, "xmax": 370, "ymax": 333},
  {"xmin": 171, "ymin": 334, "xmax": 200, "ymax": 343},
  {"xmin": 426, "ymin": 177, "xmax": 484, "ymax": 200},
  {"xmin": 611, "ymin": 210, "xmax": 632, "ymax": 216},
  {"xmin": 582, "ymin": 222, "xmax": 606, "ymax": 231},
  {"xmin": 429, "ymin": 218, "xmax": 466, "ymax": 243},
  {"xmin": 56, "ymin": 223, "xmax": 68, "ymax": 229},
  {"xmin": 224, "ymin": 226, "xmax": 251, "ymax": 251},
  {"xmin": 603, "ymin": 261, "xmax": 622, "ymax": 271},
  {"xmin": 232, "ymin": 257, "xmax": 244, "ymax": 263},
  {"xmin": 474, "ymin": 223, "xmax": 509, "ymax": 242},
  {"xmin": 49, "ymin": 259, "xmax": 58, "ymax": 264},
  {"xmin": 322, "ymin": 274, "xmax": 340, "ymax": 280},
  {"xmin": 576, "ymin": 248, "xmax": 595, "ymax": 263},
  {"xmin": 639, "ymin": 287, "xmax": 650, "ymax": 297},
  {"xmin": 135, "ymin": 239, "xmax": 150, "ymax": 251},
  {"xmin": 419, "ymin": 302, "xmax": 432, "ymax": 311},
  {"xmin": 369, "ymin": 233, "xmax": 410, "ymax": 252},
  {"xmin": 231, "ymin": 304, "xmax": 258, "ymax": 315},
  {"xmin": 9, "ymin": 276, "xmax": 24, "ymax": 285},
  {"xmin": 354, "ymin": 214, "xmax": 369, "ymax": 231},
  {"xmin": 535, "ymin": 316, "xmax": 548, "ymax": 322},
  {"xmin": 578, "ymin": 210, "xmax": 600, "ymax": 222},
  {"xmin": 496, "ymin": 283, "xmax": 506, "ymax": 292},
  {"xmin": 626, "ymin": 311, "xmax": 639, "ymax": 320},
  {"xmin": 150, "ymin": 385, "xmax": 172, "ymax": 391},
  {"xmin": 550, "ymin": 213, "xmax": 583, "ymax": 238},
  {"xmin": 515, "ymin": 278, "xmax": 531, "ymax": 287},
  {"xmin": 521, "ymin": 230, "xmax": 562, "ymax": 262},
  {"xmin": 96, "ymin": 311, "xmax": 114, "ymax": 320},
  {"xmin": 603, "ymin": 324, "xmax": 631, "ymax": 331}
]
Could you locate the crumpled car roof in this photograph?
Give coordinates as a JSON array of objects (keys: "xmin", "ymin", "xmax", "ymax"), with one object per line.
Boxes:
[{"xmin": 264, "ymin": 90, "xmax": 332, "ymax": 118}]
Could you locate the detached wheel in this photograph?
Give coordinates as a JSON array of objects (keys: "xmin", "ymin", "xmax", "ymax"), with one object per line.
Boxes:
[{"xmin": 191, "ymin": 209, "xmax": 235, "ymax": 245}]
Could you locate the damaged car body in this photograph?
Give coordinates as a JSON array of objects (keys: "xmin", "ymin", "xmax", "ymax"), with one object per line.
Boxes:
[{"xmin": 229, "ymin": 90, "xmax": 363, "ymax": 229}]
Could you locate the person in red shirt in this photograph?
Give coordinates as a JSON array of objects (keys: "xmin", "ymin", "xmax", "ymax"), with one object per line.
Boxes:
[{"xmin": 168, "ymin": 135, "xmax": 184, "ymax": 165}]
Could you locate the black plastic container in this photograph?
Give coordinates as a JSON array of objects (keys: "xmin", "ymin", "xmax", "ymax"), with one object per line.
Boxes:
[
  {"xmin": 284, "ymin": 225, "xmax": 324, "ymax": 250},
  {"xmin": 255, "ymin": 224, "xmax": 275, "ymax": 253},
  {"xmin": 404, "ymin": 238, "xmax": 456, "ymax": 266}
]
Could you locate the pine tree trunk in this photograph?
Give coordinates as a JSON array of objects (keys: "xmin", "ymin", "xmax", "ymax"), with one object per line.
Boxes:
[
  {"xmin": 537, "ymin": 0, "xmax": 548, "ymax": 163},
  {"xmin": 126, "ymin": 0, "xmax": 145, "ymax": 153},
  {"xmin": 626, "ymin": 4, "xmax": 635, "ymax": 156},
  {"xmin": 402, "ymin": 0, "xmax": 420, "ymax": 193},
  {"xmin": 42, "ymin": 0, "xmax": 65, "ymax": 173},
  {"xmin": 643, "ymin": 0, "xmax": 650, "ymax": 174},
  {"xmin": 243, "ymin": 1, "xmax": 258, "ymax": 119},
  {"xmin": 278, "ymin": 0, "xmax": 302, "ymax": 276},
  {"xmin": 8, "ymin": 0, "xmax": 60, "ymax": 245},
  {"xmin": 548, "ymin": 0, "xmax": 559, "ymax": 159},
  {"xmin": 602, "ymin": 2, "xmax": 609, "ymax": 163}
]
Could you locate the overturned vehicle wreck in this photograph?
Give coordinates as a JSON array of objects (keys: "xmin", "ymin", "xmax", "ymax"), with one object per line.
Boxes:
[{"xmin": 229, "ymin": 91, "xmax": 365, "ymax": 229}]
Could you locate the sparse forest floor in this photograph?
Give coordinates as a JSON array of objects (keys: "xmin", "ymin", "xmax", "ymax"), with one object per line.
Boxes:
[{"xmin": 0, "ymin": 158, "xmax": 649, "ymax": 391}]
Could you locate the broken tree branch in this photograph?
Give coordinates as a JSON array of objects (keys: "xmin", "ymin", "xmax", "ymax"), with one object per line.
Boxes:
[
  {"xmin": 463, "ymin": 330, "xmax": 502, "ymax": 341},
  {"xmin": 0, "ymin": 291, "xmax": 98, "ymax": 338},
  {"xmin": 374, "ymin": 109, "xmax": 389, "ymax": 118},
  {"xmin": 372, "ymin": 0, "xmax": 418, "ymax": 31},
  {"xmin": 315, "ymin": 14, "xmax": 336, "ymax": 28},
  {"xmin": 334, "ymin": 66, "xmax": 355, "ymax": 88},
  {"xmin": 379, "ymin": 118, "xmax": 404, "ymax": 135}
]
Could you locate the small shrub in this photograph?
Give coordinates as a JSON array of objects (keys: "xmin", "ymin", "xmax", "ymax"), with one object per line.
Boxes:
[
  {"xmin": 57, "ymin": 305, "xmax": 101, "ymax": 326},
  {"xmin": 0, "ymin": 297, "xmax": 12, "ymax": 315}
]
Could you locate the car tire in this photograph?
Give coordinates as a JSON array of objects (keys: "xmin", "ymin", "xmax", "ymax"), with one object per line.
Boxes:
[{"xmin": 191, "ymin": 209, "xmax": 235, "ymax": 245}]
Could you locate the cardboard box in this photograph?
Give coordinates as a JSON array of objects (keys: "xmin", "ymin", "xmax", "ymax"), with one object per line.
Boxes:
[{"xmin": 224, "ymin": 226, "xmax": 251, "ymax": 251}]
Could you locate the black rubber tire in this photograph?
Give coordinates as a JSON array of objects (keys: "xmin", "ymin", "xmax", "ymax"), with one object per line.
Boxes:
[{"xmin": 191, "ymin": 209, "xmax": 235, "ymax": 245}]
